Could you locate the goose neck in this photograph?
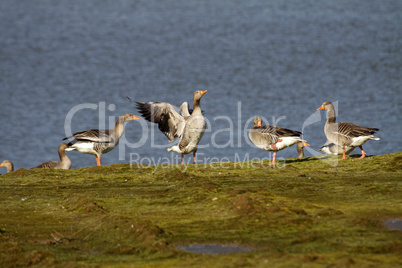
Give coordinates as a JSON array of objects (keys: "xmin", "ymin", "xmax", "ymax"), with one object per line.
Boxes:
[
  {"xmin": 297, "ymin": 143, "xmax": 304, "ymax": 158},
  {"xmin": 192, "ymin": 99, "xmax": 202, "ymax": 115},
  {"xmin": 113, "ymin": 117, "xmax": 126, "ymax": 139},
  {"xmin": 59, "ymin": 147, "xmax": 70, "ymax": 164},
  {"xmin": 325, "ymin": 107, "xmax": 336, "ymax": 124}
]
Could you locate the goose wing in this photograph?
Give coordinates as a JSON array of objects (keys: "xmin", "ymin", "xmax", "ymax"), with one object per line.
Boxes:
[
  {"xmin": 35, "ymin": 161, "xmax": 59, "ymax": 169},
  {"xmin": 330, "ymin": 122, "xmax": 379, "ymax": 138},
  {"xmin": 179, "ymin": 102, "xmax": 191, "ymax": 119},
  {"xmin": 257, "ymin": 125, "xmax": 301, "ymax": 137},
  {"xmin": 136, "ymin": 101, "xmax": 185, "ymax": 142},
  {"xmin": 63, "ymin": 129, "xmax": 114, "ymax": 143},
  {"xmin": 249, "ymin": 126, "xmax": 279, "ymax": 145}
]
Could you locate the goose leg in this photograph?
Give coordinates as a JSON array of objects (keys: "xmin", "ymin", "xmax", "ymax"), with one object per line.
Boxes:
[
  {"xmin": 193, "ymin": 152, "xmax": 196, "ymax": 164},
  {"xmin": 96, "ymin": 156, "xmax": 101, "ymax": 166},
  {"xmin": 340, "ymin": 148, "xmax": 346, "ymax": 160},
  {"xmin": 181, "ymin": 154, "xmax": 184, "ymax": 166},
  {"xmin": 270, "ymin": 152, "xmax": 276, "ymax": 166},
  {"xmin": 359, "ymin": 146, "xmax": 366, "ymax": 159}
]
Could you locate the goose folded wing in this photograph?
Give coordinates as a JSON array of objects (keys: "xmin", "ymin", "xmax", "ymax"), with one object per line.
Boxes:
[
  {"xmin": 251, "ymin": 126, "xmax": 279, "ymax": 144},
  {"xmin": 63, "ymin": 129, "xmax": 114, "ymax": 143},
  {"xmin": 36, "ymin": 161, "xmax": 58, "ymax": 169},
  {"xmin": 136, "ymin": 101, "xmax": 185, "ymax": 142},
  {"xmin": 333, "ymin": 122, "xmax": 378, "ymax": 138},
  {"xmin": 258, "ymin": 125, "xmax": 301, "ymax": 137}
]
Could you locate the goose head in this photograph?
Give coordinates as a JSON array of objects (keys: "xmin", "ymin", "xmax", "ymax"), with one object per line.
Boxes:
[
  {"xmin": 0, "ymin": 160, "xmax": 14, "ymax": 173},
  {"xmin": 253, "ymin": 116, "xmax": 262, "ymax": 128},
  {"xmin": 192, "ymin": 90, "xmax": 207, "ymax": 109},
  {"xmin": 193, "ymin": 90, "xmax": 207, "ymax": 102},
  {"xmin": 59, "ymin": 143, "xmax": 70, "ymax": 152},
  {"xmin": 297, "ymin": 141, "xmax": 310, "ymax": 157},
  {"xmin": 317, "ymin": 101, "xmax": 333, "ymax": 111},
  {"xmin": 120, "ymin": 113, "xmax": 140, "ymax": 122}
]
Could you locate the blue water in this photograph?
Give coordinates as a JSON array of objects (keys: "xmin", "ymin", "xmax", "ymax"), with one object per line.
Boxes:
[{"xmin": 0, "ymin": 0, "xmax": 401, "ymax": 172}]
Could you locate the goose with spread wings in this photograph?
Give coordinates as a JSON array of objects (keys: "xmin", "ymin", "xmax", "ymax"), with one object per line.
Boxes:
[
  {"xmin": 136, "ymin": 90, "xmax": 207, "ymax": 165},
  {"xmin": 317, "ymin": 101, "xmax": 379, "ymax": 160}
]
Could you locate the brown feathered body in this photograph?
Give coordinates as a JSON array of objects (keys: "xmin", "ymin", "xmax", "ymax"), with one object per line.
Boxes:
[{"xmin": 35, "ymin": 143, "xmax": 71, "ymax": 169}]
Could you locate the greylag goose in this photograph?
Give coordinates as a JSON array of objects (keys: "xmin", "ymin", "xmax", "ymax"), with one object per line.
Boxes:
[
  {"xmin": 35, "ymin": 143, "xmax": 72, "ymax": 169},
  {"xmin": 317, "ymin": 101, "xmax": 379, "ymax": 160},
  {"xmin": 249, "ymin": 116, "xmax": 309, "ymax": 166},
  {"xmin": 136, "ymin": 90, "xmax": 207, "ymax": 165},
  {"xmin": 297, "ymin": 141, "xmax": 310, "ymax": 158},
  {"xmin": 0, "ymin": 160, "xmax": 14, "ymax": 173},
  {"xmin": 319, "ymin": 141, "xmax": 355, "ymax": 155},
  {"xmin": 64, "ymin": 113, "xmax": 139, "ymax": 166}
]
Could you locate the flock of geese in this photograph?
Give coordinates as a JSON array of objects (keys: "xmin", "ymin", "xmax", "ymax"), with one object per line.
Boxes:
[{"xmin": 0, "ymin": 91, "xmax": 380, "ymax": 173}]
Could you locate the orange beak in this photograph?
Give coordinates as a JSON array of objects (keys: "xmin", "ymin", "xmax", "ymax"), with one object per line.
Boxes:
[
  {"xmin": 304, "ymin": 142, "xmax": 310, "ymax": 147},
  {"xmin": 133, "ymin": 116, "xmax": 140, "ymax": 120},
  {"xmin": 317, "ymin": 105, "xmax": 324, "ymax": 110},
  {"xmin": 0, "ymin": 163, "xmax": 4, "ymax": 167},
  {"xmin": 257, "ymin": 122, "xmax": 262, "ymax": 127},
  {"xmin": 200, "ymin": 90, "xmax": 208, "ymax": 96}
]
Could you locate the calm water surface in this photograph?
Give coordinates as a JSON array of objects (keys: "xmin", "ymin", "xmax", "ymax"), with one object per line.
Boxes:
[{"xmin": 0, "ymin": 0, "xmax": 401, "ymax": 172}]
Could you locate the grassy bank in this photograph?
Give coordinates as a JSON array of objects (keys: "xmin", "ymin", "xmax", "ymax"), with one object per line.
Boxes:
[{"xmin": 1, "ymin": 152, "xmax": 401, "ymax": 267}]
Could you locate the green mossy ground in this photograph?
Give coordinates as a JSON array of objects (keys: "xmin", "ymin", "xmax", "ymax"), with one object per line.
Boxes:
[{"xmin": 1, "ymin": 153, "xmax": 401, "ymax": 267}]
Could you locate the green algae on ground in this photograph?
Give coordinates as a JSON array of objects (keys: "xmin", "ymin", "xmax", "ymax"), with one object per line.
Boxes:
[{"xmin": 0, "ymin": 153, "xmax": 401, "ymax": 267}]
